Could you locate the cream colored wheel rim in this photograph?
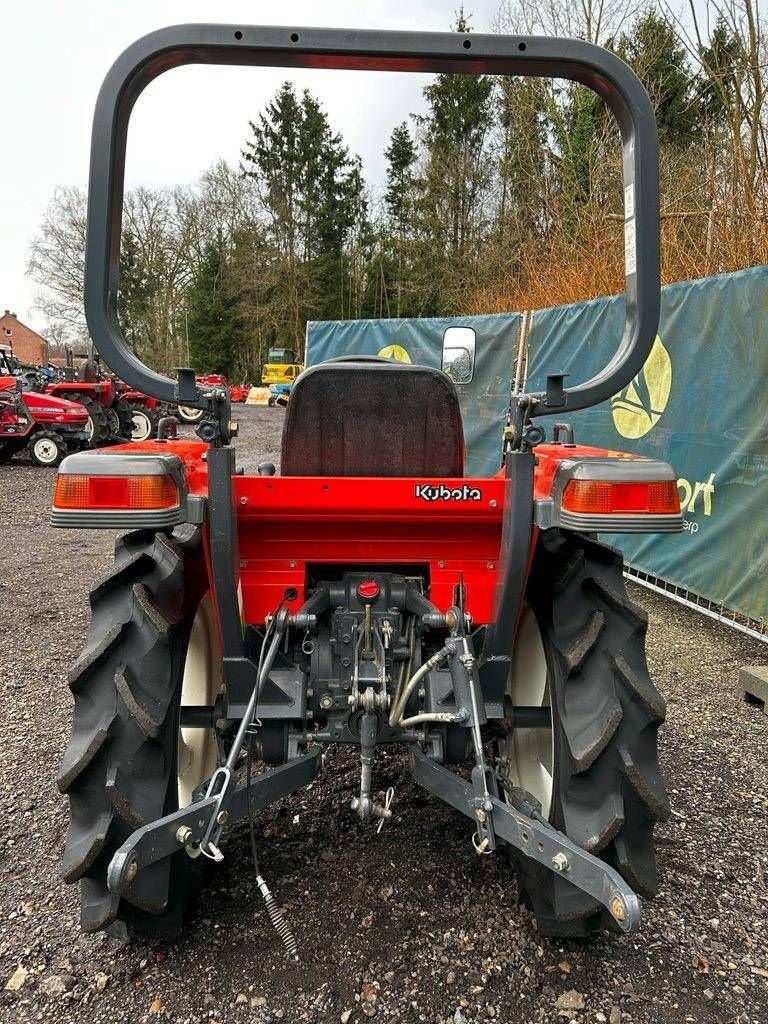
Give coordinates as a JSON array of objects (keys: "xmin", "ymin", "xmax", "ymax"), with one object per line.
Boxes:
[
  {"xmin": 130, "ymin": 409, "xmax": 152, "ymax": 441},
  {"xmin": 177, "ymin": 595, "xmax": 223, "ymax": 807},
  {"xmin": 178, "ymin": 405, "xmax": 204, "ymax": 422},
  {"xmin": 498, "ymin": 605, "xmax": 554, "ymax": 819},
  {"xmin": 33, "ymin": 437, "xmax": 59, "ymax": 464}
]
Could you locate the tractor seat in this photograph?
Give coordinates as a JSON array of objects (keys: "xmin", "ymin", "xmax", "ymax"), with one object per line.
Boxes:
[{"xmin": 281, "ymin": 357, "xmax": 465, "ymax": 477}]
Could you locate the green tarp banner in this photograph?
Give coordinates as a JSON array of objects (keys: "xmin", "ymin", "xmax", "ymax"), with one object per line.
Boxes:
[
  {"xmin": 526, "ymin": 265, "xmax": 768, "ymax": 623},
  {"xmin": 306, "ymin": 313, "xmax": 519, "ymax": 478},
  {"xmin": 306, "ymin": 266, "xmax": 768, "ymax": 623}
]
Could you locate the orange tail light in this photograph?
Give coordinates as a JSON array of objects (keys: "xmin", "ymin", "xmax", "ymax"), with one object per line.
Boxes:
[
  {"xmin": 562, "ymin": 479, "xmax": 680, "ymax": 516},
  {"xmin": 50, "ymin": 451, "xmax": 189, "ymax": 529},
  {"xmin": 54, "ymin": 473, "xmax": 179, "ymax": 511}
]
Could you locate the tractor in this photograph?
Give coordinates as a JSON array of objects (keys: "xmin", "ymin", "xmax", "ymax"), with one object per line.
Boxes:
[
  {"xmin": 0, "ymin": 349, "xmax": 131, "ymax": 447},
  {"xmin": 0, "ymin": 381, "xmax": 89, "ymax": 466},
  {"xmin": 52, "ymin": 26, "xmax": 679, "ymax": 945}
]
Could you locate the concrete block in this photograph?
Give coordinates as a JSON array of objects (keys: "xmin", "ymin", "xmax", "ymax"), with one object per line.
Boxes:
[{"xmin": 740, "ymin": 664, "xmax": 768, "ymax": 714}]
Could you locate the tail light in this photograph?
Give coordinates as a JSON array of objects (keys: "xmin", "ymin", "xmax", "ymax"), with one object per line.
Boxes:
[
  {"xmin": 51, "ymin": 452, "xmax": 189, "ymax": 529},
  {"xmin": 538, "ymin": 458, "xmax": 683, "ymax": 533}
]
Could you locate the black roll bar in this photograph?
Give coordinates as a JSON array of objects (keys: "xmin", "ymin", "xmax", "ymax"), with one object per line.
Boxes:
[{"xmin": 85, "ymin": 24, "xmax": 660, "ymax": 418}]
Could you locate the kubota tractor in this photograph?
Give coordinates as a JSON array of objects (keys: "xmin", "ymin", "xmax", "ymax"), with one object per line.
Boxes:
[{"xmin": 52, "ymin": 26, "xmax": 680, "ymax": 945}]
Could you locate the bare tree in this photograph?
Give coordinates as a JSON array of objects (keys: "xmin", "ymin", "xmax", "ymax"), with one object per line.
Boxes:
[{"xmin": 27, "ymin": 186, "xmax": 89, "ymax": 344}]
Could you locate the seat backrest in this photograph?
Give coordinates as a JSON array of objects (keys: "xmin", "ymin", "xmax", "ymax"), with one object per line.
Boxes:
[{"xmin": 281, "ymin": 358, "xmax": 465, "ymax": 477}]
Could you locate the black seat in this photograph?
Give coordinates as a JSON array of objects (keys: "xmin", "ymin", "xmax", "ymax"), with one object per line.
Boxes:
[{"xmin": 281, "ymin": 357, "xmax": 465, "ymax": 477}]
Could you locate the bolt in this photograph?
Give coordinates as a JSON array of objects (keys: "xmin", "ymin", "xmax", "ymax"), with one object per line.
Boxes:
[
  {"xmin": 487, "ymin": 562, "xmax": 495, "ymax": 570},
  {"xmin": 319, "ymin": 694, "xmax": 333, "ymax": 710},
  {"xmin": 239, "ymin": 560, "xmax": 246, "ymax": 569},
  {"xmin": 610, "ymin": 896, "xmax": 626, "ymax": 922},
  {"xmin": 475, "ymin": 808, "xmax": 487, "ymax": 823},
  {"xmin": 126, "ymin": 859, "xmax": 138, "ymax": 883},
  {"xmin": 239, "ymin": 496, "xmax": 247, "ymax": 505},
  {"xmin": 552, "ymin": 852, "xmax": 569, "ymax": 872},
  {"xmin": 437, "ymin": 561, "xmax": 445, "ymax": 569},
  {"xmin": 176, "ymin": 826, "xmax": 193, "ymax": 845},
  {"xmin": 216, "ymin": 810, "xmax": 229, "ymax": 826},
  {"xmin": 489, "ymin": 499, "xmax": 497, "ymax": 508}
]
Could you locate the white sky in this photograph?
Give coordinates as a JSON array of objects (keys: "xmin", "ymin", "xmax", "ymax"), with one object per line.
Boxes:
[{"xmin": 2, "ymin": 0, "xmax": 499, "ymax": 334}]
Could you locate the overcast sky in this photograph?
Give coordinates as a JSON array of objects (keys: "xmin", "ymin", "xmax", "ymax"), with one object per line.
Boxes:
[{"xmin": 2, "ymin": 0, "xmax": 501, "ymax": 334}]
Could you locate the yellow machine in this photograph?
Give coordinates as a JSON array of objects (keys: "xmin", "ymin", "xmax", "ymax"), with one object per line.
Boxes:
[{"xmin": 261, "ymin": 347, "xmax": 304, "ymax": 386}]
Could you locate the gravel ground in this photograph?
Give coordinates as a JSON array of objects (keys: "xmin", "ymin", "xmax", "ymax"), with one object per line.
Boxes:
[{"xmin": 1, "ymin": 404, "xmax": 767, "ymax": 1024}]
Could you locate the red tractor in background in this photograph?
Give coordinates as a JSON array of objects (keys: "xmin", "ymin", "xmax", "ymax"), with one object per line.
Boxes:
[
  {"xmin": 0, "ymin": 382, "xmax": 89, "ymax": 466},
  {"xmin": 0, "ymin": 350, "xmax": 130, "ymax": 447},
  {"xmin": 53, "ymin": 26, "xmax": 679, "ymax": 948}
]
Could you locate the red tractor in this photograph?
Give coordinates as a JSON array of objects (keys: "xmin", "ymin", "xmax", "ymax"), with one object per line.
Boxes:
[
  {"xmin": 0, "ymin": 352, "xmax": 131, "ymax": 447},
  {"xmin": 0, "ymin": 382, "xmax": 89, "ymax": 466},
  {"xmin": 52, "ymin": 26, "xmax": 679, "ymax": 946}
]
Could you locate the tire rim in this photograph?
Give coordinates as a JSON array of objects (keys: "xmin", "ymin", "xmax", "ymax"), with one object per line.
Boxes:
[
  {"xmin": 177, "ymin": 595, "xmax": 223, "ymax": 807},
  {"xmin": 178, "ymin": 405, "xmax": 204, "ymax": 423},
  {"xmin": 498, "ymin": 604, "xmax": 554, "ymax": 819},
  {"xmin": 84, "ymin": 415, "xmax": 94, "ymax": 443},
  {"xmin": 130, "ymin": 409, "xmax": 152, "ymax": 442},
  {"xmin": 33, "ymin": 436, "xmax": 59, "ymax": 465}
]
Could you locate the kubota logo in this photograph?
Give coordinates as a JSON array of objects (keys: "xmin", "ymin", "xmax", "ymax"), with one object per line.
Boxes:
[
  {"xmin": 611, "ymin": 335, "xmax": 672, "ymax": 439},
  {"xmin": 415, "ymin": 483, "xmax": 482, "ymax": 502}
]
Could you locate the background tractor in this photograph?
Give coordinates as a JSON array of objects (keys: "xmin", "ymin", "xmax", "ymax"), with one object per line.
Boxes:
[
  {"xmin": 52, "ymin": 25, "xmax": 679, "ymax": 946},
  {"xmin": 0, "ymin": 381, "xmax": 89, "ymax": 466},
  {"xmin": 0, "ymin": 349, "xmax": 130, "ymax": 447}
]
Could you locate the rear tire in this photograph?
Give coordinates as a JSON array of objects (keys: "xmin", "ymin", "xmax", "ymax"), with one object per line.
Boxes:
[
  {"xmin": 77, "ymin": 397, "xmax": 111, "ymax": 448},
  {"xmin": 129, "ymin": 403, "xmax": 160, "ymax": 442},
  {"xmin": 498, "ymin": 530, "xmax": 669, "ymax": 936},
  {"xmin": 111, "ymin": 399, "xmax": 135, "ymax": 441},
  {"xmin": 58, "ymin": 527, "xmax": 218, "ymax": 936},
  {"xmin": 29, "ymin": 430, "xmax": 67, "ymax": 466}
]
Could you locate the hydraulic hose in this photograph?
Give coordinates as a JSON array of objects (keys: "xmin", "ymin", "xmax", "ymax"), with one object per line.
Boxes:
[
  {"xmin": 398, "ymin": 711, "xmax": 464, "ymax": 729},
  {"xmin": 389, "ymin": 645, "xmax": 451, "ymax": 727}
]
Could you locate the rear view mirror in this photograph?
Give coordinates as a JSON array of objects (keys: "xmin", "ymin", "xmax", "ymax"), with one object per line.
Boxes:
[{"xmin": 442, "ymin": 326, "xmax": 476, "ymax": 385}]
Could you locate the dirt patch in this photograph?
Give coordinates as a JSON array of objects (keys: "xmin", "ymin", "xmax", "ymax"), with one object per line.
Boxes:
[{"xmin": 1, "ymin": 405, "xmax": 767, "ymax": 1024}]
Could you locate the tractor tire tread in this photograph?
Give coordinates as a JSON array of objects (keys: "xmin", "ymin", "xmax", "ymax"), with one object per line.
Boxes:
[
  {"xmin": 59, "ymin": 529, "xmax": 206, "ymax": 934},
  {"xmin": 508, "ymin": 528, "xmax": 668, "ymax": 936}
]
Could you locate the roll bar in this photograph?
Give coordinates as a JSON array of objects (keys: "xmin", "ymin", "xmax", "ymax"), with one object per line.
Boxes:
[{"xmin": 85, "ymin": 24, "xmax": 660, "ymax": 419}]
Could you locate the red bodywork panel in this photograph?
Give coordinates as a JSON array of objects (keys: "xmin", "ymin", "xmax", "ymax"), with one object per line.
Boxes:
[
  {"xmin": 0, "ymin": 386, "xmax": 89, "ymax": 430},
  {"xmin": 112, "ymin": 438, "xmax": 645, "ymax": 628},
  {"xmin": 45, "ymin": 381, "xmax": 115, "ymax": 407},
  {"xmin": 120, "ymin": 387, "xmax": 160, "ymax": 410}
]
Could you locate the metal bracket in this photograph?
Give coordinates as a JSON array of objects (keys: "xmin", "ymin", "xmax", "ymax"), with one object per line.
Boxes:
[
  {"xmin": 106, "ymin": 751, "xmax": 320, "ymax": 896},
  {"xmin": 409, "ymin": 748, "xmax": 641, "ymax": 933}
]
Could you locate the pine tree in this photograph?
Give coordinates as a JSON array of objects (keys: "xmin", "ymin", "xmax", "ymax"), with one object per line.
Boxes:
[
  {"xmin": 385, "ymin": 122, "xmax": 417, "ymax": 233},
  {"xmin": 241, "ymin": 83, "xmax": 367, "ymax": 342},
  {"xmin": 619, "ymin": 11, "xmax": 698, "ymax": 147},
  {"xmin": 412, "ymin": 9, "xmax": 494, "ymax": 311},
  {"xmin": 185, "ymin": 242, "xmax": 239, "ymax": 377}
]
